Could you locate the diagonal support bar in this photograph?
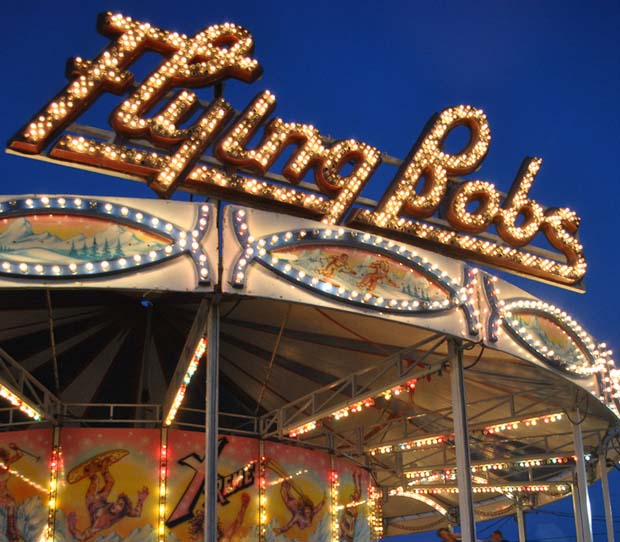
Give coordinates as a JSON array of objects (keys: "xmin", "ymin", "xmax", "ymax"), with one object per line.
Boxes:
[
  {"xmin": 163, "ymin": 299, "xmax": 210, "ymax": 425},
  {"xmin": 0, "ymin": 347, "xmax": 60, "ymax": 422}
]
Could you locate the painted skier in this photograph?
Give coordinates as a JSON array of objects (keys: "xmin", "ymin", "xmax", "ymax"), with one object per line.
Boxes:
[
  {"xmin": 317, "ymin": 253, "xmax": 358, "ymax": 279},
  {"xmin": 357, "ymin": 259, "xmax": 397, "ymax": 293}
]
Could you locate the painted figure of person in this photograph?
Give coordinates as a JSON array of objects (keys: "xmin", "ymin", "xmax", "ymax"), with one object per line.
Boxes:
[
  {"xmin": 339, "ymin": 471, "xmax": 362, "ymax": 542},
  {"xmin": 317, "ymin": 253, "xmax": 357, "ymax": 279},
  {"xmin": 357, "ymin": 260, "xmax": 397, "ymax": 292},
  {"xmin": 0, "ymin": 443, "xmax": 24, "ymax": 542},
  {"xmin": 67, "ymin": 456, "xmax": 149, "ymax": 541},
  {"xmin": 188, "ymin": 492, "xmax": 250, "ymax": 541},
  {"xmin": 274, "ymin": 481, "xmax": 325, "ymax": 534}
]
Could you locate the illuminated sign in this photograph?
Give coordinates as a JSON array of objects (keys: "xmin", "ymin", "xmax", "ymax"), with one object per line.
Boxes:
[{"xmin": 7, "ymin": 12, "xmax": 586, "ymax": 290}]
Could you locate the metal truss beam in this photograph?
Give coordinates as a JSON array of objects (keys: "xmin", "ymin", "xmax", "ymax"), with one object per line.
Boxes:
[
  {"xmin": 316, "ymin": 374, "xmax": 595, "ymax": 458},
  {"xmin": 61, "ymin": 402, "xmax": 161, "ymax": 424},
  {"xmin": 360, "ymin": 406, "xmax": 571, "ymax": 453},
  {"xmin": 259, "ymin": 334, "xmax": 448, "ymax": 438},
  {"xmin": 0, "ymin": 347, "xmax": 60, "ymax": 423}
]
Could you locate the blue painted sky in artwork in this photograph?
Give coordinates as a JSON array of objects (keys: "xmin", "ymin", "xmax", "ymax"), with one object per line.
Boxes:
[{"xmin": 2, "ymin": 1, "xmax": 619, "ymax": 540}]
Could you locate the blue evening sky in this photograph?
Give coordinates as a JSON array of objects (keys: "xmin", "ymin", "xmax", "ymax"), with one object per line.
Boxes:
[{"xmin": 2, "ymin": 1, "xmax": 619, "ymax": 541}]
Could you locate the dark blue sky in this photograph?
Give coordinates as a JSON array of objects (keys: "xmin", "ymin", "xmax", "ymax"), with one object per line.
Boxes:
[{"xmin": 3, "ymin": 1, "xmax": 619, "ymax": 540}]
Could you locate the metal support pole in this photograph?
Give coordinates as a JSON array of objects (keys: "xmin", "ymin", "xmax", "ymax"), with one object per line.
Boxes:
[
  {"xmin": 449, "ymin": 338, "xmax": 476, "ymax": 542},
  {"xmin": 516, "ymin": 506, "xmax": 527, "ymax": 542},
  {"xmin": 599, "ymin": 452, "xmax": 615, "ymax": 542},
  {"xmin": 572, "ymin": 411, "xmax": 593, "ymax": 542},
  {"xmin": 205, "ymin": 301, "xmax": 220, "ymax": 542},
  {"xmin": 572, "ymin": 483, "xmax": 584, "ymax": 542}
]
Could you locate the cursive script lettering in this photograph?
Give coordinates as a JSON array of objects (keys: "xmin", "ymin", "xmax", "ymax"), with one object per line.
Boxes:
[{"xmin": 7, "ymin": 12, "xmax": 586, "ymax": 289}]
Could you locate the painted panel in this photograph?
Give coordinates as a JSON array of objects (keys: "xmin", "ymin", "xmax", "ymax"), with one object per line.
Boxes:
[
  {"xmin": 271, "ymin": 245, "xmax": 449, "ymax": 305},
  {"xmin": 54, "ymin": 428, "xmax": 160, "ymax": 542},
  {"xmin": 334, "ymin": 459, "xmax": 370, "ymax": 542},
  {"xmin": 165, "ymin": 431, "xmax": 259, "ymax": 542},
  {"xmin": 0, "ymin": 429, "xmax": 52, "ymax": 542},
  {"xmin": 263, "ymin": 442, "xmax": 330, "ymax": 542},
  {"xmin": 0, "ymin": 214, "xmax": 169, "ymax": 265},
  {"xmin": 0, "ymin": 196, "xmax": 217, "ymax": 292},
  {"xmin": 222, "ymin": 205, "xmax": 480, "ymax": 338}
]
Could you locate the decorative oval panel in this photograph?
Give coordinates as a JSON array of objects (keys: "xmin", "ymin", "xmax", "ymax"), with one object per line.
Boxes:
[
  {"xmin": 230, "ymin": 207, "xmax": 481, "ymax": 335},
  {"xmin": 0, "ymin": 197, "xmax": 212, "ymax": 283},
  {"xmin": 502, "ymin": 299, "xmax": 601, "ymax": 378},
  {"xmin": 271, "ymin": 244, "xmax": 451, "ymax": 309}
]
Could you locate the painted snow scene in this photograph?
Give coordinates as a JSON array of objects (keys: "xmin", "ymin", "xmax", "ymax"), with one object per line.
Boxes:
[
  {"xmin": 0, "ymin": 495, "xmax": 48, "ymax": 542},
  {"xmin": 509, "ymin": 313, "xmax": 589, "ymax": 368},
  {"xmin": 0, "ymin": 214, "xmax": 170, "ymax": 265},
  {"xmin": 0, "ymin": 430, "xmax": 52, "ymax": 542},
  {"xmin": 272, "ymin": 245, "xmax": 448, "ymax": 303}
]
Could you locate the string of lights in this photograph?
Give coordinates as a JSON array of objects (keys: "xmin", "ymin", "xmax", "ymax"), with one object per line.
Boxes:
[
  {"xmin": 164, "ymin": 337, "xmax": 208, "ymax": 426},
  {"xmin": 0, "ymin": 460, "xmax": 46, "ymax": 492},
  {"xmin": 287, "ymin": 379, "xmax": 417, "ymax": 437},
  {"xmin": 484, "ymin": 412, "xmax": 564, "ymax": 434},
  {"xmin": 330, "ymin": 470, "xmax": 339, "ymax": 542},
  {"xmin": 158, "ymin": 433, "xmax": 168, "ymax": 542},
  {"xmin": 404, "ymin": 454, "xmax": 589, "ymax": 479},
  {"xmin": 0, "ymin": 383, "xmax": 42, "ymax": 421},
  {"xmin": 391, "ymin": 482, "xmax": 571, "ymax": 495},
  {"xmin": 46, "ymin": 444, "xmax": 60, "ymax": 542},
  {"xmin": 367, "ymin": 411, "xmax": 574, "ymax": 456},
  {"xmin": 368, "ymin": 484, "xmax": 384, "ymax": 541}
]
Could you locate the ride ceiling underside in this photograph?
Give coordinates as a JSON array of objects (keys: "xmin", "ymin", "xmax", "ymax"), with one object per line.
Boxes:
[{"xmin": 0, "ymin": 195, "xmax": 618, "ymax": 536}]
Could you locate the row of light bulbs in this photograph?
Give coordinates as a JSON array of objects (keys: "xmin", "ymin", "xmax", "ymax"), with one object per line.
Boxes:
[
  {"xmin": 164, "ymin": 338, "xmax": 208, "ymax": 426},
  {"xmin": 287, "ymin": 380, "xmax": 418, "ymax": 437},
  {"xmin": 391, "ymin": 482, "xmax": 570, "ymax": 496},
  {"xmin": 404, "ymin": 454, "xmax": 589, "ymax": 480}
]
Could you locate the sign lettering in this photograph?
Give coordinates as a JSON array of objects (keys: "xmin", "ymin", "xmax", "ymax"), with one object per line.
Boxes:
[
  {"xmin": 7, "ymin": 12, "xmax": 586, "ymax": 290},
  {"xmin": 166, "ymin": 437, "xmax": 255, "ymax": 527}
]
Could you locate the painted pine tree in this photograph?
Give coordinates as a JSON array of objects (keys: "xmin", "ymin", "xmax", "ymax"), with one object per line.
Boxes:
[
  {"xmin": 89, "ymin": 238, "xmax": 99, "ymax": 259},
  {"xmin": 114, "ymin": 238, "xmax": 124, "ymax": 258},
  {"xmin": 102, "ymin": 238, "xmax": 112, "ymax": 259}
]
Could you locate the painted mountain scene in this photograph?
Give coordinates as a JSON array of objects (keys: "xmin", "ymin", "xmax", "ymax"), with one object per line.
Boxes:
[
  {"xmin": 272, "ymin": 245, "xmax": 448, "ymax": 302},
  {"xmin": 0, "ymin": 214, "xmax": 170, "ymax": 265}
]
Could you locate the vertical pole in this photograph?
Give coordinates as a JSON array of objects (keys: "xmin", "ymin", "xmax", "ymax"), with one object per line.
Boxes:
[
  {"xmin": 599, "ymin": 452, "xmax": 615, "ymax": 542},
  {"xmin": 205, "ymin": 301, "xmax": 220, "ymax": 542},
  {"xmin": 449, "ymin": 338, "xmax": 476, "ymax": 542},
  {"xmin": 572, "ymin": 412, "xmax": 593, "ymax": 542},
  {"xmin": 572, "ymin": 482, "xmax": 584, "ymax": 542},
  {"xmin": 516, "ymin": 506, "xmax": 527, "ymax": 542}
]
